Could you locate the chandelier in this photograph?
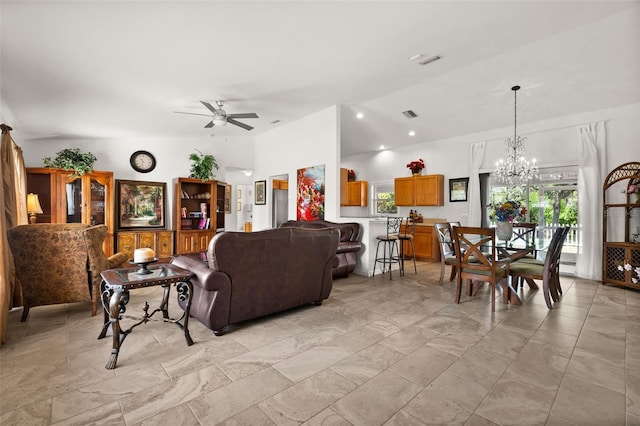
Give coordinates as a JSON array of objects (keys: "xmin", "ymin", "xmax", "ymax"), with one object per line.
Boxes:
[{"xmin": 494, "ymin": 85, "xmax": 538, "ymax": 185}]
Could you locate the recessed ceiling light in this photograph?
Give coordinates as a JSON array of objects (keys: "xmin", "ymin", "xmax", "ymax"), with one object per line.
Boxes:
[
  {"xmin": 408, "ymin": 130, "xmax": 416, "ymax": 136},
  {"xmin": 379, "ymin": 145, "xmax": 385, "ymax": 150},
  {"xmin": 356, "ymin": 112, "xmax": 364, "ymax": 119}
]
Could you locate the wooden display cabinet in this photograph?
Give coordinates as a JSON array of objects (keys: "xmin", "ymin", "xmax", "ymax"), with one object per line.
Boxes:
[
  {"xmin": 394, "ymin": 174, "xmax": 444, "ymax": 206},
  {"xmin": 26, "ymin": 167, "xmax": 115, "ymax": 255},
  {"xmin": 116, "ymin": 230, "xmax": 174, "ymax": 262},
  {"xmin": 173, "ymin": 177, "xmax": 226, "ymax": 255},
  {"xmin": 602, "ymin": 162, "xmax": 640, "ymax": 289}
]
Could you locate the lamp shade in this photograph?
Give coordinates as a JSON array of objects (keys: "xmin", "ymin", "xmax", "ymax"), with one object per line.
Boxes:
[{"xmin": 27, "ymin": 193, "xmax": 43, "ymax": 214}]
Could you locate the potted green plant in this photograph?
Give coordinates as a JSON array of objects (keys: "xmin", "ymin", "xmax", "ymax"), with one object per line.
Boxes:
[
  {"xmin": 43, "ymin": 148, "xmax": 97, "ymax": 177},
  {"xmin": 189, "ymin": 149, "xmax": 218, "ymax": 181}
]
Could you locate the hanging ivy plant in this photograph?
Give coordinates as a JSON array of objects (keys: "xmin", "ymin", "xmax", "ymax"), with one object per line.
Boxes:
[
  {"xmin": 188, "ymin": 149, "xmax": 218, "ymax": 181},
  {"xmin": 43, "ymin": 148, "xmax": 97, "ymax": 177}
]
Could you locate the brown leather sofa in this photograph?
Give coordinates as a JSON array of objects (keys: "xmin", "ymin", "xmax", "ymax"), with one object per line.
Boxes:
[
  {"xmin": 171, "ymin": 227, "xmax": 339, "ymax": 336},
  {"xmin": 280, "ymin": 220, "xmax": 362, "ymax": 278}
]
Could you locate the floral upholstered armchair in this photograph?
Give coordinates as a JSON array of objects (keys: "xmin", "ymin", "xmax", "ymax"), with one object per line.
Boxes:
[{"xmin": 7, "ymin": 223, "xmax": 128, "ymax": 321}]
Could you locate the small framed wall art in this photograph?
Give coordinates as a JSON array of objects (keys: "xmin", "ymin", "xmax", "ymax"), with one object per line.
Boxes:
[
  {"xmin": 449, "ymin": 177, "xmax": 469, "ymax": 202},
  {"xmin": 255, "ymin": 180, "xmax": 266, "ymax": 205}
]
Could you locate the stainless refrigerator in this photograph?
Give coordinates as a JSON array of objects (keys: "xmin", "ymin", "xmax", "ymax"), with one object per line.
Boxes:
[{"xmin": 272, "ymin": 188, "xmax": 288, "ymax": 228}]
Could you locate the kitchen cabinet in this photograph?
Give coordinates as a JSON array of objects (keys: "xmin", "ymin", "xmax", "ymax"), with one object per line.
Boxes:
[
  {"xmin": 273, "ymin": 179, "xmax": 289, "ymax": 190},
  {"xmin": 340, "ymin": 168, "xmax": 368, "ymax": 206},
  {"xmin": 602, "ymin": 162, "xmax": 640, "ymax": 289},
  {"xmin": 394, "ymin": 174, "xmax": 444, "ymax": 206},
  {"xmin": 116, "ymin": 230, "xmax": 174, "ymax": 262},
  {"xmin": 26, "ymin": 167, "xmax": 115, "ymax": 254},
  {"xmin": 400, "ymin": 223, "xmax": 440, "ymax": 262}
]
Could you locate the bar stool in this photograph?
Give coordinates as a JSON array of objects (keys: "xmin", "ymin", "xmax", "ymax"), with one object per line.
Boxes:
[
  {"xmin": 373, "ymin": 217, "xmax": 402, "ymax": 279},
  {"xmin": 398, "ymin": 217, "xmax": 417, "ymax": 275}
]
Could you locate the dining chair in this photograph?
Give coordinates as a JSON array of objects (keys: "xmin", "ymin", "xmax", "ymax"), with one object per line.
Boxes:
[
  {"xmin": 434, "ymin": 222, "xmax": 458, "ymax": 282},
  {"xmin": 510, "ymin": 222, "xmax": 538, "ymax": 259},
  {"xmin": 397, "ymin": 217, "xmax": 417, "ymax": 275},
  {"xmin": 453, "ymin": 226, "xmax": 511, "ymax": 312},
  {"xmin": 373, "ymin": 216, "xmax": 403, "ymax": 279},
  {"xmin": 508, "ymin": 226, "xmax": 569, "ymax": 309}
]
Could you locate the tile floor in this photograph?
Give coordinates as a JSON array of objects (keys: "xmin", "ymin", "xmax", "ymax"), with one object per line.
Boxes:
[{"xmin": 1, "ymin": 261, "xmax": 639, "ymax": 425}]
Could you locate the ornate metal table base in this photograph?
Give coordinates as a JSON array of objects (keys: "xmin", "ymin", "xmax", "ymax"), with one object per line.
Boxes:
[{"xmin": 98, "ymin": 264, "xmax": 195, "ymax": 369}]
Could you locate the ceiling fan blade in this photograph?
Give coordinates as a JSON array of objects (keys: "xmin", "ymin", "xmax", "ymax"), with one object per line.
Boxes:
[
  {"xmin": 227, "ymin": 118, "xmax": 254, "ymax": 131},
  {"xmin": 204, "ymin": 121, "xmax": 214, "ymax": 128},
  {"xmin": 200, "ymin": 101, "xmax": 218, "ymax": 114},
  {"xmin": 174, "ymin": 111, "xmax": 212, "ymax": 117},
  {"xmin": 227, "ymin": 113, "xmax": 259, "ymax": 119}
]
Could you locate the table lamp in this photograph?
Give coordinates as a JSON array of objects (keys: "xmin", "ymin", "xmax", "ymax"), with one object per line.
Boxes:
[{"xmin": 27, "ymin": 193, "xmax": 43, "ymax": 224}]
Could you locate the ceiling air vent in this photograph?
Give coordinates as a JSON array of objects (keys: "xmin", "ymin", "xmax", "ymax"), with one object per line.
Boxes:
[{"xmin": 402, "ymin": 110, "xmax": 418, "ymax": 119}]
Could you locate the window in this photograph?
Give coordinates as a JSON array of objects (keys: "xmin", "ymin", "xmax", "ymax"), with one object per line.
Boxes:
[
  {"xmin": 371, "ymin": 183, "xmax": 397, "ymax": 216},
  {"xmin": 484, "ymin": 166, "xmax": 579, "ymax": 272}
]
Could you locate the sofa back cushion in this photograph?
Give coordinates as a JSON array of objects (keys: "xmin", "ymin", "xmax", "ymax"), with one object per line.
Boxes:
[
  {"xmin": 207, "ymin": 227, "xmax": 339, "ymax": 323},
  {"xmin": 280, "ymin": 220, "xmax": 361, "ymax": 243}
]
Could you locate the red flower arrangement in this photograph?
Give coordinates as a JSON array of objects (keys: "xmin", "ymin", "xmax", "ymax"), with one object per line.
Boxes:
[
  {"xmin": 406, "ymin": 159, "xmax": 425, "ymax": 174},
  {"xmin": 347, "ymin": 169, "xmax": 356, "ymax": 181}
]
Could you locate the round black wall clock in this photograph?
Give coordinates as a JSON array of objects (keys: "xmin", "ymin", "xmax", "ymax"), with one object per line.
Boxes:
[{"xmin": 130, "ymin": 150, "xmax": 156, "ymax": 173}]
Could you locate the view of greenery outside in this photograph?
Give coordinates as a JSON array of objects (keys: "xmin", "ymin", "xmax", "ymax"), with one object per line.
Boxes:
[
  {"xmin": 376, "ymin": 192, "xmax": 397, "ymax": 214},
  {"xmin": 489, "ymin": 183, "xmax": 578, "ymax": 227},
  {"xmin": 489, "ymin": 178, "xmax": 579, "ymax": 269}
]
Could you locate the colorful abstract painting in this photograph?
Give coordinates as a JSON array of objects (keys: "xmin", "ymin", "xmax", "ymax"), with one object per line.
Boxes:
[{"xmin": 297, "ymin": 164, "xmax": 325, "ymax": 221}]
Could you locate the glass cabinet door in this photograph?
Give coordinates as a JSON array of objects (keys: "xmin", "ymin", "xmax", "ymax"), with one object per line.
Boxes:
[
  {"xmin": 65, "ymin": 179, "xmax": 83, "ymax": 223},
  {"xmin": 90, "ymin": 178, "xmax": 107, "ymax": 226}
]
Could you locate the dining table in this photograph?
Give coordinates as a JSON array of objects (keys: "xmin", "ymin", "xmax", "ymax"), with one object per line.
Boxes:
[{"xmin": 465, "ymin": 238, "xmax": 549, "ymax": 306}]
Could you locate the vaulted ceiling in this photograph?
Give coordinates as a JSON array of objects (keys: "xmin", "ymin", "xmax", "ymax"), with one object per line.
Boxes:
[{"xmin": 1, "ymin": 1, "xmax": 638, "ymax": 158}]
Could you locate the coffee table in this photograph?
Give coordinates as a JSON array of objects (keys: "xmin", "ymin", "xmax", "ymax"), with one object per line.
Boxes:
[{"xmin": 98, "ymin": 263, "xmax": 195, "ymax": 369}]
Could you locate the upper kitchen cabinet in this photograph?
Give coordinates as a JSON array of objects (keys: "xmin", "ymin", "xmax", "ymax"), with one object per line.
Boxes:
[
  {"xmin": 394, "ymin": 174, "xmax": 444, "ymax": 206},
  {"xmin": 340, "ymin": 168, "xmax": 367, "ymax": 207}
]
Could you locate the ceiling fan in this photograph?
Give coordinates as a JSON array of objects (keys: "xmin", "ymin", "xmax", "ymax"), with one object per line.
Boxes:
[{"xmin": 175, "ymin": 100, "xmax": 259, "ymax": 131}]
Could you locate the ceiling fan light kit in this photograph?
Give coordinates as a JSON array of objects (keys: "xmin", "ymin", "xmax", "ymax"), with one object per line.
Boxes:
[{"xmin": 175, "ymin": 100, "xmax": 259, "ymax": 131}]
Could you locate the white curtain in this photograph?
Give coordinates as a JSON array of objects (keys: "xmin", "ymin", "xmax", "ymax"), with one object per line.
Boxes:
[
  {"xmin": 467, "ymin": 141, "xmax": 486, "ymax": 226},
  {"xmin": 576, "ymin": 121, "xmax": 606, "ymax": 280}
]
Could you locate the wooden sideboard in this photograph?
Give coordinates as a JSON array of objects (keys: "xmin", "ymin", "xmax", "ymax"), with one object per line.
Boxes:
[{"xmin": 116, "ymin": 230, "xmax": 174, "ymax": 262}]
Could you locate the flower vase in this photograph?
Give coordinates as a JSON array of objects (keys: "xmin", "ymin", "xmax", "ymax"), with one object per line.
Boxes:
[
  {"xmin": 412, "ymin": 169, "xmax": 422, "ymax": 177},
  {"xmin": 495, "ymin": 221, "xmax": 513, "ymax": 243}
]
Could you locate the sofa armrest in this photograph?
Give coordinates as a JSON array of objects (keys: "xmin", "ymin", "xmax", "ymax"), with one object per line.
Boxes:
[
  {"xmin": 336, "ymin": 241, "xmax": 362, "ymax": 254},
  {"xmin": 171, "ymin": 255, "xmax": 231, "ymax": 292}
]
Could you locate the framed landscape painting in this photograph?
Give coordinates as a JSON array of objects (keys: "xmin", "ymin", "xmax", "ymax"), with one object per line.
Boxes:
[{"xmin": 116, "ymin": 180, "xmax": 166, "ymax": 230}]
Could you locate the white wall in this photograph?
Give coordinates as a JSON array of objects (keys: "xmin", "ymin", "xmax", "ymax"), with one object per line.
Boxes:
[{"xmin": 251, "ymin": 105, "xmax": 340, "ymax": 231}]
